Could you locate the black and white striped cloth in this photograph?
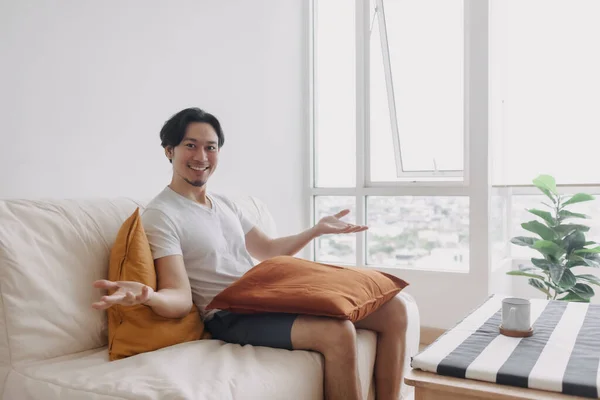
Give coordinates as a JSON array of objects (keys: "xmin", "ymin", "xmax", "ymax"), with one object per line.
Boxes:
[{"xmin": 412, "ymin": 295, "xmax": 600, "ymax": 398}]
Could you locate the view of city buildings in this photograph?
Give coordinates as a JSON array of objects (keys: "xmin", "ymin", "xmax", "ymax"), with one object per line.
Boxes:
[
  {"xmin": 314, "ymin": 194, "xmax": 600, "ymax": 270},
  {"xmin": 315, "ymin": 196, "xmax": 469, "ymax": 271}
]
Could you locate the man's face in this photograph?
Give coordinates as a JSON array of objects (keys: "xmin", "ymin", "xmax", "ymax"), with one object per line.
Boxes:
[{"xmin": 168, "ymin": 122, "xmax": 219, "ymax": 188}]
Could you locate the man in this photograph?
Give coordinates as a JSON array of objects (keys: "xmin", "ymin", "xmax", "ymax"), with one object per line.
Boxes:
[{"xmin": 92, "ymin": 108, "xmax": 407, "ymax": 400}]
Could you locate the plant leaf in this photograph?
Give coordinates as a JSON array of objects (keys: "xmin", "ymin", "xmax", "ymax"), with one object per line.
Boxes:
[
  {"xmin": 554, "ymin": 224, "xmax": 591, "ymax": 236},
  {"xmin": 569, "ymin": 254, "xmax": 600, "ymax": 268},
  {"xmin": 510, "ymin": 237, "xmax": 537, "ymax": 247},
  {"xmin": 551, "ymin": 281, "xmax": 567, "ymax": 293},
  {"xmin": 527, "ymin": 209, "xmax": 555, "ymax": 226},
  {"xmin": 557, "ymin": 268, "xmax": 577, "ymax": 291},
  {"xmin": 582, "ymin": 258, "xmax": 600, "ymax": 268},
  {"xmin": 533, "ymin": 240, "xmax": 565, "ymax": 258},
  {"xmin": 533, "ymin": 174, "xmax": 557, "ymax": 193},
  {"xmin": 522, "ymin": 220, "xmax": 556, "ymax": 241},
  {"xmin": 549, "ymin": 262, "xmax": 565, "ymax": 285},
  {"xmin": 566, "ymin": 255, "xmax": 590, "ymax": 268},
  {"xmin": 564, "ymin": 230, "xmax": 586, "ymax": 254},
  {"xmin": 562, "ymin": 193, "xmax": 595, "ymax": 207},
  {"xmin": 507, "ymin": 270, "xmax": 546, "ymax": 280},
  {"xmin": 527, "ymin": 278, "xmax": 552, "ymax": 297},
  {"xmin": 533, "ymin": 175, "xmax": 557, "ymax": 203},
  {"xmin": 531, "ymin": 258, "xmax": 552, "ymax": 271},
  {"xmin": 518, "ymin": 264, "xmax": 539, "ymax": 273},
  {"xmin": 528, "ymin": 278, "xmax": 551, "ymax": 297},
  {"xmin": 559, "ymin": 210, "xmax": 591, "ymax": 220},
  {"xmin": 576, "ymin": 274, "xmax": 600, "ymax": 287},
  {"xmin": 558, "ymin": 292, "xmax": 590, "ymax": 302},
  {"xmin": 570, "ymin": 283, "xmax": 595, "ymax": 299},
  {"xmin": 575, "ymin": 246, "xmax": 600, "ymax": 254}
]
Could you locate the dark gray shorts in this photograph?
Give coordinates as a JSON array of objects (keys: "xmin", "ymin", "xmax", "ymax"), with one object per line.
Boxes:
[{"xmin": 205, "ymin": 310, "xmax": 298, "ymax": 350}]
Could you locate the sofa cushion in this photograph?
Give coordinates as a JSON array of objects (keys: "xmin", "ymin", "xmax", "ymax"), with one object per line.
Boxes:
[
  {"xmin": 5, "ymin": 292, "xmax": 420, "ymax": 400},
  {"xmin": 207, "ymin": 255, "xmax": 409, "ymax": 322},
  {"xmin": 106, "ymin": 208, "xmax": 204, "ymax": 361},
  {"xmin": 5, "ymin": 329, "xmax": 377, "ymax": 400},
  {"xmin": 0, "ymin": 198, "xmax": 142, "ymax": 364}
]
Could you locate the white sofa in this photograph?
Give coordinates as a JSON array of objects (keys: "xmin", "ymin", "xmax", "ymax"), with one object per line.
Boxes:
[{"xmin": 0, "ymin": 196, "xmax": 420, "ymax": 400}]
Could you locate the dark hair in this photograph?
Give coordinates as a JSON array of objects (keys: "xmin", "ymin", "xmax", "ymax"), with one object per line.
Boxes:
[{"xmin": 159, "ymin": 107, "xmax": 225, "ymax": 151}]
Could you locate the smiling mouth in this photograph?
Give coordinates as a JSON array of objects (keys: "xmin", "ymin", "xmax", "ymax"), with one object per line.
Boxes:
[{"xmin": 189, "ymin": 165, "xmax": 209, "ymax": 171}]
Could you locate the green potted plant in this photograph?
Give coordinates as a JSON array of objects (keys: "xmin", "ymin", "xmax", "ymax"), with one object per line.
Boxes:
[{"xmin": 508, "ymin": 174, "xmax": 600, "ymax": 302}]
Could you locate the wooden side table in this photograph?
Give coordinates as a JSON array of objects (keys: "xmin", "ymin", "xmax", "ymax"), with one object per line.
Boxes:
[{"xmin": 405, "ymin": 368, "xmax": 589, "ymax": 400}]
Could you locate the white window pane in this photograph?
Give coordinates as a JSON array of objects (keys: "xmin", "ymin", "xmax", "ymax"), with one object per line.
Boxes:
[
  {"xmin": 314, "ymin": 196, "xmax": 356, "ymax": 264},
  {"xmin": 510, "ymin": 194, "xmax": 600, "ymax": 260},
  {"xmin": 492, "ymin": 1, "xmax": 600, "ymax": 185},
  {"xmin": 370, "ymin": 0, "xmax": 464, "ymax": 181},
  {"xmin": 366, "ymin": 196, "xmax": 469, "ymax": 271},
  {"xmin": 314, "ymin": 0, "xmax": 356, "ymax": 188}
]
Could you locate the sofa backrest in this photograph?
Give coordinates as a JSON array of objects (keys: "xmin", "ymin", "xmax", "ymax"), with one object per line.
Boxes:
[{"xmin": 0, "ymin": 195, "xmax": 277, "ymax": 370}]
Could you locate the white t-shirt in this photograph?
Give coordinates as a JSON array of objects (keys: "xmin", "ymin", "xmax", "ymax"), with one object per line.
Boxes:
[{"xmin": 141, "ymin": 186, "xmax": 255, "ymax": 319}]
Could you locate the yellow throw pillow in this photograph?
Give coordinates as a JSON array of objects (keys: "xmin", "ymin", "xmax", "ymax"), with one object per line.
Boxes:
[{"xmin": 106, "ymin": 208, "xmax": 205, "ymax": 361}]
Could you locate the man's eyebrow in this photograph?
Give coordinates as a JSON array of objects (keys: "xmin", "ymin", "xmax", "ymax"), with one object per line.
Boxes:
[{"xmin": 181, "ymin": 138, "xmax": 218, "ymax": 145}]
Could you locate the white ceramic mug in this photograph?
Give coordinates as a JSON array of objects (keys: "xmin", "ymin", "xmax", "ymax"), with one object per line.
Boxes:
[{"xmin": 502, "ymin": 297, "xmax": 531, "ymax": 331}]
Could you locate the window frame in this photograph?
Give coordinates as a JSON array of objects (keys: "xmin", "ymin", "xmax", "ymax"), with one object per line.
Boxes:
[
  {"xmin": 309, "ymin": 0, "xmax": 600, "ymax": 272},
  {"xmin": 372, "ymin": 0, "xmax": 465, "ymax": 180},
  {"xmin": 308, "ymin": 0, "xmax": 488, "ymax": 272}
]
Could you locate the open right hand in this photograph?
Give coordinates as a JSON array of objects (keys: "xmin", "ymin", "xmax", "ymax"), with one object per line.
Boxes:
[{"xmin": 92, "ymin": 279, "xmax": 154, "ymax": 310}]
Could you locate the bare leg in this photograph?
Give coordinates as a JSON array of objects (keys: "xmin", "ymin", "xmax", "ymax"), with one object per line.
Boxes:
[
  {"xmin": 354, "ymin": 296, "xmax": 408, "ymax": 400},
  {"xmin": 291, "ymin": 315, "xmax": 362, "ymax": 400}
]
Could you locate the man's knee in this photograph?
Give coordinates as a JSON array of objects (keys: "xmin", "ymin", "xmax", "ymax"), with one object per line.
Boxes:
[
  {"xmin": 384, "ymin": 296, "xmax": 408, "ymax": 334},
  {"xmin": 291, "ymin": 316, "xmax": 357, "ymax": 356},
  {"xmin": 324, "ymin": 319, "xmax": 357, "ymax": 357}
]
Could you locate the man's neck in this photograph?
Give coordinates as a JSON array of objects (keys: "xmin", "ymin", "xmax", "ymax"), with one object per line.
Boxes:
[{"xmin": 168, "ymin": 181, "xmax": 211, "ymax": 207}]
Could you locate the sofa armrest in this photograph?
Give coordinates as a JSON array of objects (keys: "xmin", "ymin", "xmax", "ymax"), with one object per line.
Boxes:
[{"xmin": 397, "ymin": 291, "xmax": 420, "ymax": 399}]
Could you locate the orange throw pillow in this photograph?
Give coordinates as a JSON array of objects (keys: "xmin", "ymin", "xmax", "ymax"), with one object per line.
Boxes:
[
  {"xmin": 106, "ymin": 208, "xmax": 205, "ymax": 361},
  {"xmin": 206, "ymin": 256, "xmax": 409, "ymax": 322}
]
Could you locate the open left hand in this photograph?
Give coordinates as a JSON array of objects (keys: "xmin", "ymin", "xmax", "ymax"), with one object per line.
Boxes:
[{"xmin": 314, "ymin": 209, "xmax": 368, "ymax": 236}]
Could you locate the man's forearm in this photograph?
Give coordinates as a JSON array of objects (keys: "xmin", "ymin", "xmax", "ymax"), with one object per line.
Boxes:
[
  {"xmin": 144, "ymin": 288, "xmax": 193, "ymax": 319},
  {"xmin": 267, "ymin": 226, "xmax": 321, "ymax": 258}
]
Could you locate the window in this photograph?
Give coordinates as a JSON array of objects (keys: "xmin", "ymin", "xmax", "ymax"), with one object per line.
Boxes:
[
  {"xmin": 491, "ymin": 0, "xmax": 600, "ymax": 186},
  {"xmin": 311, "ymin": 0, "xmax": 600, "ymax": 273},
  {"xmin": 311, "ymin": 0, "xmax": 472, "ymax": 272},
  {"xmin": 488, "ymin": 1, "xmax": 600, "ymax": 265},
  {"xmin": 310, "ymin": 0, "xmax": 600, "ymax": 329},
  {"xmin": 369, "ymin": 0, "xmax": 465, "ymax": 182},
  {"xmin": 366, "ymin": 196, "xmax": 469, "ymax": 271}
]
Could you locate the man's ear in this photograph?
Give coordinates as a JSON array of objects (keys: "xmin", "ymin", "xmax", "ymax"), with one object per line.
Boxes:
[{"xmin": 164, "ymin": 146, "xmax": 173, "ymax": 162}]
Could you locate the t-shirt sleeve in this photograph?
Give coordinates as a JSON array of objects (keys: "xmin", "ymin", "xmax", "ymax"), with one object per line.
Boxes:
[{"xmin": 141, "ymin": 208, "xmax": 183, "ymax": 260}]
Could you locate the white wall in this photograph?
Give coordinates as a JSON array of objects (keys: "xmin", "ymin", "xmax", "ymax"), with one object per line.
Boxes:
[{"xmin": 0, "ymin": 0, "xmax": 308, "ymax": 237}]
